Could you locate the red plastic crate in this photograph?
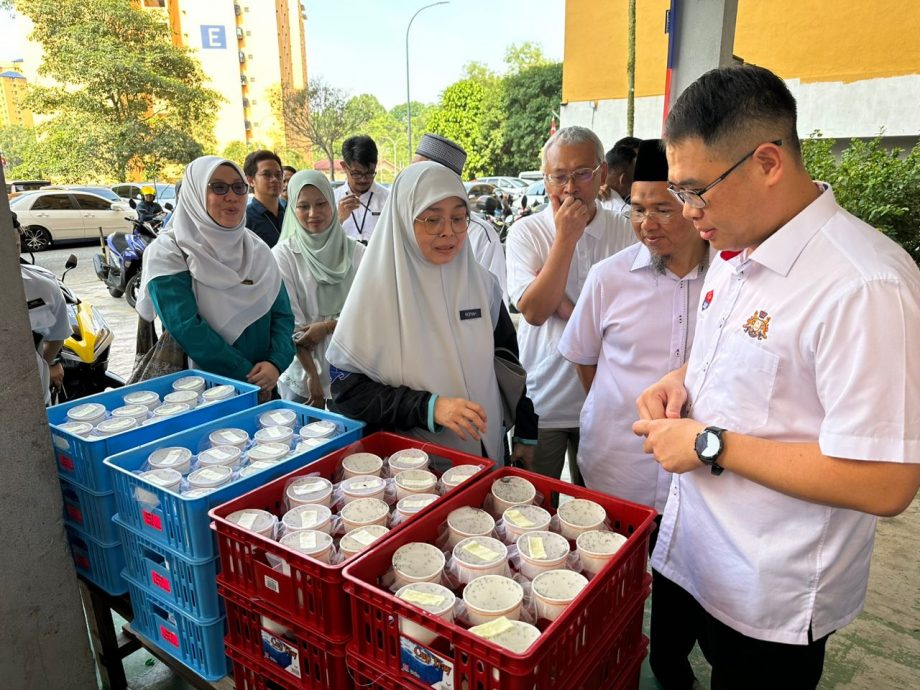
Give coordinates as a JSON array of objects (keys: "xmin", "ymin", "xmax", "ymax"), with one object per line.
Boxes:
[
  {"xmin": 569, "ymin": 604, "xmax": 648, "ymax": 690},
  {"xmin": 342, "ymin": 466, "xmax": 656, "ymax": 690},
  {"xmin": 345, "ymin": 653, "xmax": 413, "ymax": 690},
  {"xmin": 222, "ymin": 583, "xmax": 350, "ymax": 690},
  {"xmin": 209, "ymin": 432, "xmax": 494, "ymax": 643}
]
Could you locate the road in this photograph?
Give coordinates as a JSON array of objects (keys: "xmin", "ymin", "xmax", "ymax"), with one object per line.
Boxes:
[{"xmin": 31, "ymin": 241, "xmax": 139, "ymax": 379}]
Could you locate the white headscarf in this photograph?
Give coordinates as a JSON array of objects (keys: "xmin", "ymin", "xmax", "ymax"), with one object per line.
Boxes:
[
  {"xmin": 326, "ymin": 162, "xmax": 504, "ymax": 462},
  {"xmin": 136, "ymin": 156, "xmax": 281, "ymax": 344}
]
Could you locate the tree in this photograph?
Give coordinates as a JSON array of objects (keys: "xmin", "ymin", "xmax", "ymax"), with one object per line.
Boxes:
[
  {"xmin": 0, "ymin": 125, "xmax": 37, "ymax": 173},
  {"xmin": 500, "ymin": 63, "xmax": 563, "ymax": 176},
  {"xmin": 18, "ymin": 0, "xmax": 220, "ymax": 181},
  {"xmin": 504, "ymin": 42, "xmax": 550, "ymax": 74},
  {"xmin": 282, "ymin": 77, "xmax": 373, "ymax": 180}
]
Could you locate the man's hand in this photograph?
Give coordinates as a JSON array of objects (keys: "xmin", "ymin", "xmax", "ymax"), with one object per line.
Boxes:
[
  {"xmin": 510, "ymin": 442, "xmax": 535, "ymax": 470},
  {"xmin": 550, "ymin": 194, "xmax": 590, "ymax": 246},
  {"xmin": 636, "ymin": 366, "xmax": 689, "ymax": 421},
  {"xmin": 49, "ymin": 362, "xmax": 64, "ymax": 390},
  {"xmin": 555, "ymin": 296, "xmax": 575, "ymax": 320},
  {"xmin": 337, "ymin": 194, "xmax": 361, "ymax": 222},
  {"xmin": 294, "ymin": 322, "xmax": 329, "ymax": 349},
  {"xmin": 307, "ymin": 374, "xmax": 326, "ymax": 409},
  {"xmin": 247, "ymin": 361, "xmax": 280, "ymax": 392},
  {"xmin": 632, "ymin": 418, "xmax": 706, "ymax": 473},
  {"xmin": 435, "ymin": 397, "xmax": 487, "ymax": 442}
]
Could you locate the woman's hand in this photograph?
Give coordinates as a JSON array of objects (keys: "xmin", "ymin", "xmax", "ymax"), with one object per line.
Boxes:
[
  {"xmin": 510, "ymin": 442, "xmax": 535, "ymax": 470},
  {"xmin": 307, "ymin": 375, "xmax": 326, "ymax": 409},
  {"xmin": 435, "ymin": 397, "xmax": 487, "ymax": 442},
  {"xmin": 294, "ymin": 321, "xmax": 330, "ymax": 350},
  {"xmin": 247, "ymin": 361, "xmax": 280, "ymax": 391}
]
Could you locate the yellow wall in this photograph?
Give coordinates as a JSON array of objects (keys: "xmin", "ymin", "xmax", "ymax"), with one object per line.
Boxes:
[
  {"xmin": 0, "ymin": 74, "xmax": 34, "ymax": 128},
  {"xmin": 563, "ymin": 0, "xmax": 920, "ymax": 103}
]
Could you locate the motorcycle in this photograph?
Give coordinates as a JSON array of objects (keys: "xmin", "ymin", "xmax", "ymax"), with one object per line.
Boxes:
[{"xmin": 93, "ymin": 203, "xmax": 171, "ymax": 309}]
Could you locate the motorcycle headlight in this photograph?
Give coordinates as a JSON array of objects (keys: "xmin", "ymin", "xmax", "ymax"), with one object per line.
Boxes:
[{"xmin": 91, "ymin": 308, "xmax": 110, "ymax": 333}]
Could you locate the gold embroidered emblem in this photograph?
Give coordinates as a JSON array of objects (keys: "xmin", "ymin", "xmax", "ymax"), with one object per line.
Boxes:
[{"xmin": 743, "ymin": 310, "xmax": 770, "ymax": 340}]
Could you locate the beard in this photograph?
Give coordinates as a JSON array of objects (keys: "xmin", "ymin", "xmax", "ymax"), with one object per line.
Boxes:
[{"xmin": 651, "ymin": 253, "xmax": 670, "ymax": 275}]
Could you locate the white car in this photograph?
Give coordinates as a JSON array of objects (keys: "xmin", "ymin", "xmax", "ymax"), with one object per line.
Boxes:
[
  {"xmin": 474, "ymin": 176, "xmax": 530, "ymax": 199},
  {"xmin": 513, "ymin": 180, "xmax": 549, "ymax": 210},
  {"xmin": 11, "ymin": 190, "xmax": 135, "ymax": 252}
]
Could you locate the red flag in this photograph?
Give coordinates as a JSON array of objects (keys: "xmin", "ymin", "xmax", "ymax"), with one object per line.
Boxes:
[{"xmin": 550, "ymin": 117, "xmax": 557, "ymax": 136}]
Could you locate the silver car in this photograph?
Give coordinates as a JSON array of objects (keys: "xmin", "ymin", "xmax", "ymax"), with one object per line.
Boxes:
[{"xmin": 12, "ymin": 190, "xmax": 134, "ymax": 252}]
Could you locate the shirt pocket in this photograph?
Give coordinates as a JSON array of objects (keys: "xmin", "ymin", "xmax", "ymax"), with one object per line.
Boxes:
[{"xmin": 708, "ymin": 333, "xmax": 779, "ymax": 434}]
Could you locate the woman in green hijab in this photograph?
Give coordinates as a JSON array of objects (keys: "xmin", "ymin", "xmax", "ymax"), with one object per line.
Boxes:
[{"xmin": 272, "ymin": 170, "xmax": 365, "ymax": 407}]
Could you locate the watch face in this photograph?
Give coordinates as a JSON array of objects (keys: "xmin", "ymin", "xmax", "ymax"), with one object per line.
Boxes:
[{"xmin": 697, "ymin": 431, "xmax": 720, "ymax": 459}]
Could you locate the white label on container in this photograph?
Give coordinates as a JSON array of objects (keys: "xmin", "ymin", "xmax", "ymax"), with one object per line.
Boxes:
[
  {"xmin": 165, "ymin": 449, "xmax": 184, "ymax": 463},
  {"xmin": 271, "ymin": 413, "xmax": 290, "ymax": 425},
  {"xmin": 403, "ymin": 498, "xmax": 434, "ymax": 510},
  {"xmin": 225, "ymin": 432, "xmax": 245, "ymax": 443},
  {"xmin": 401, "ymin": 590, "xmax": 446, "ymax": 607},
  {"xmin": 209, "ymin": 448, "xmax": 233, "ymax": 461},
  {"xmin": 292, "ymin": 480, "xmax": 326, "ymax": 496},
  {"xmin": 238, "ymin": 511, "xmax": 259, "ymax": 529},
  {"xmin": 297, "ymin": 511, "xmax": 318, "ymax": 527},
  {"xmin": 349, "ymin": 529, "xmax": 378, "ymax": 546},
  {"xmin": 528, "ymin": 536, "xmax": 547, "ymax": 559},
  {"xmin": 462, "ymin": 542, "xmax": 501, "ymax": 562},
  {"xmin": 349, "ymin": 480, "xmax": 381, "ymax": 491},
  {"xmin": 400, "ymin": 478, "xmax": 433, "ymax": 488},
  {"xmin": 265, "ymin": 427, "xmax": 286, "ymax": 438},
  {"xmin": 198, "ymin": 468, "xmax": 224, "ymax": 482},
  {"xmin": 297, "ymin": 532, "xmax": 317, "ymax": 548},
  {"xmin": 469, "ymin": 616, "xmax": 514, "ymax": 639},
  {"xmin": 505, "ymin": 509, "xmax": 534, "ymax": 528}
]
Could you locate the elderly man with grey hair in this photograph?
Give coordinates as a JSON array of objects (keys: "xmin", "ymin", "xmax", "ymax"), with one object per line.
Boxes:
[{"xmin": 506, "ymin": 125, "xmax": 634, "ymax": 480}]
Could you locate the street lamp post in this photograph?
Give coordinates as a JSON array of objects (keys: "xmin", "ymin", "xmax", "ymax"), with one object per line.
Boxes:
[{"xmin": 405, "ymin": 2, "xmax": 449, "ymax": 161}]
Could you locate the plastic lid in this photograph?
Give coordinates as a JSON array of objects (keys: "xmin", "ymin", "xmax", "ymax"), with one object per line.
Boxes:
[
  {"xmin": 454, "ymin": 536, "xmax": 507, "ymax": 566},
  {"xmin": 342, "ymin": 452, "xmax": 383, "ymax": 474},
  {"xmin": 254, "ymin": 426, "xmax": 294, "ymax": 444},
  {"xmin": 164, "ymin": 390, "xmax": 199, "ymax": 405},
  {"xmin": 112, "ymin": 404, "xmax": 150, "ymax": 419},
  {"xmin": 517, "ymin": 530, "xmax": 570, "ymax": 561},
  {"xmin": 172, "ymin": 375, "xmax": 205, "ymax": 391},
  {"xmin": 124, "ymin": 390, "xmax": 159, "ymax": 404},
  {"xmin": 201, "ymin": 384, "xmax": 235, "ymax": 401},
  {"xmin": 259, "ymin": 409, "xmax": 297, "ymax": 428},
  {"xmin": 187, "ymin": 465, "xmax": 233, "ymax": 488},
  {"xmin": 141, "ymin": 468, "xmax": 182, "ymax": 489},
  {"xmin": 388, "ymin": 448, "xmax": 429, "ymax": 470},
  {"xmin": 340, "ymin": 525, "xmax": 389, "ymax": 553},
  {"xmin": 239, "ymin": 460, "xmax": 276, "ymax": 478},
  {"xmin": 198, "ymin": 445, "xmax": 242, "ymax": 466},
  {"xmin": 67, "ymin": 403, "xmax": 106, "ymax": 422},
  {"xmin": 57, "ymin": 421, "xmax": 93, "ymax": 437},
  {"xmin": 227, "ymin": 509, "xmax": 275, "ymax": 534},
  {"xmin": 340, "ymin": 497, "xmax": 390, "ymax": 524},
  {"xmin": 287, "ymin": 476, "xmax": 333, "ymax": 499},
  {"xmin": 341, "ymin": 475, "xmax": 385, "ymax": 495},
  {"xmin": 279, "ymin": 529, "xmax": 333, "ymax": 554},
  {"xmin": 395, "ymin": 469, "xmax": 437, "ymax": 489},
  {"xmin": 282, "ymin": 504, "xmax": 332, "ymax": 530},
  {"xmin": 395, "ymin": 582, "xmax": 456, "ymax": 614},
  {"xmin": 94, "ymin": 417, "xmax": 138, "ymax": 435},
  {"xmin": 299, "ymin": 420, "xmax": 337, "ymax": 439},
  {"xmin": 491, "ymin": 476, "xmax": 536, "ymax": 503},
  {"xmin": 557, "ymin": 498, "xmax": 606, "ymax": 527},
  {"xmin": 209, "ymin": 428, "xmax": 249, "ymax": 446},
  {"xmin": 152, "ymin": 402, "xmax": 191, "ymax": 417},
  {"xmin": 247, "ymin": 442, "xmax": 289, "ymax": 463},
  {"xmin": 397, "ymin": 493, "xmax": 438, "ymax": 515},
  {"xmin": 148, "ymin": 446, "xmax": 193, "ymax": 469},
  {"xmin": 442, "ymin": 464, "xmax": 483, "ymax": 484}
]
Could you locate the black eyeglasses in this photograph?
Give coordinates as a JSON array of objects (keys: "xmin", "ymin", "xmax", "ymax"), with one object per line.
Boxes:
[
  {"xmin": 208, "ymin": 181, "xmax": 250, "ymax": 196},
  {"xmin": 345, "ymin": 165, "xmax": 377, "ymax": 180},
  {"xmin": 668, "ymin": 140, "xmax": 783, "ymax": 209}
]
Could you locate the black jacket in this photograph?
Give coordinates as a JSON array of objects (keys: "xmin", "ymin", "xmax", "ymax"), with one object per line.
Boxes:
[{"xmin": 245, "ymin": 197, "xmax": 285, "ymax": 247}]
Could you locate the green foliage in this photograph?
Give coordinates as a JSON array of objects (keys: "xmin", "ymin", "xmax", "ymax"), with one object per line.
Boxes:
[
  {"xmin": 499, "ymin": 62, "xmax": 562, "ymax": 176},
  {"xmin": 504, "ymin": 42, "xmax": 550, "ymax": 74},
  {"xmin": 802, "ymin": 132, "xmax": 920, "ymax": 264},
  {"xmin": 0, "ymin": 125, "xmax": 37, "ymax": 172},
  {"xmin": 17, "ymin": 0, "xmax": 220, "ymax": 181}
]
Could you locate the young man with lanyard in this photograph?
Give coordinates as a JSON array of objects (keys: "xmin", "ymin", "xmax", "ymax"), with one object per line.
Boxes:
[
  {"xmin": 506, "ymin": 125, "xmax": 634, "ymax": 483},
  {"xmin": 413, "ymin": 133, "xmax": 509, "ymax": 306},
  {"xmin": 633, "ymin": 65, "xmax": 920, "ymax": 689},
  {"xmin": 334, "ymin": 135, "xmax": 389, "ymax": 244},
  {"xmin": 244, "ymin": 149, "xmax": 286, "ymax": 247},
  {"xmin": 559, "ymin": 139, "xmax": 710, "ymax": 688}
]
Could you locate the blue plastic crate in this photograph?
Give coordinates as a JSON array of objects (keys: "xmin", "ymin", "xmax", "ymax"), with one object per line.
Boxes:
[
  {"xmin": 48, "ymin": 370, "xmax": 259, "ymax": 492},
  {"xmin": 60, "ymin": 476, "xmax": 118, "ymax": 543},
  {"xmin": 123, "ymin": 570, "xmax": 228, "ymax": 682},
  {"xmin": 115, "ymin": 515, "xmax": 222, "ymax": 620},
  {"xmin": 65, "ymin": 523, "xmax": 126, "ymax": 595},
  {"xmin": 104, "ymin": 401, "xmax": 363, "ymax": 560}
]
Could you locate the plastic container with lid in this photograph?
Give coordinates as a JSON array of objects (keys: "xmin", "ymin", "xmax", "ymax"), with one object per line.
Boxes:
[
  {"xmin": 278, "ymin": 529, "xmax": 334, "ymax": 563},
  {"xmin": 66, "ymin": 402, "xmax": 107, "ymax": 426},
  {"xmin": 182, "ymin": 487, "xmax": 215, "ymax": 499},
  {"xmin": 164, "ymin": 389, "xmax": 200, "ymax": 409},
  {"xmin": 452, "ymin": 535, "xmax": 509, "ymax": 584},
  {"xmin": 557, "ymin": 498, "xmax": 607, "ymax": 540},
  {"xmin": 387, "ymin": 448, "xmax": 430, "ymax": 473},
  {"xmin": 200, "ymin": 384, "xmax": 235, "ymax": 404},
  {"xmin": 151, "ymin": 402, "xmax": 191, "ymax": 418},
  {"xmin": 396, "ymin": 582, "xmax": 456, "ymax": 646},
  {"xmin": 516, "ymin": 530, "xmax": 570, "ymax": 579},
  {"xmin": 282, "ymin": 504, "xmax": 333, "ymax": 535},
  {"xmin": 392, "ymin": 542, "xmax": 446, "ymax": 589},
  {"xmin": 462, "ymin": 575, "xmax": 524, "ymax": 626},
  {"xmin": 501, "ymin": 504, "xmax": 552, "ymax": 542},
  {"xmin": 246, "ymin": 443, "xmax": 289, "ymax": 465},
  {"xmin": 340, "ymin": 474, "xmax": 387, "ymax": 505},
  {"xmin": 286, "ymin": 476, "xmax": 333, "ymax": 508},
  {"xmin": 294, "ymin": 438, "xmax": 324, "ymax": 455},
  {"xmin": 253, "ymin": 425, "xmax": 294, "ymax": 446},
  {"xmin": 197, "ymin": 445, "xmax": 243, "ymax": 470},
  {"xmin": 57, "ymin": 421, "xmax": 94, "ymax": 438},
  {"xmin": 446, "ymin": 506, "xmax": 496, "ymax": 548},
  {"xmin": 341, "ymin": 452, "xmax": 384, "ymax": 479},
  {"xmin": 468, "ymin": 617, "xmax": 541, "ymax": 654},
  {"xmin": 208, "ymin": 428, "xmax": 249, "ymax": 449},
  {"xmin": 123, "ymin": 390, "xmax": 160, "ymax": 411},
  {"xmin": 299, "ymin": 420, "xmax": 337, "ymax": 440},
  {"xmin": 111, "ymin": 404, "xmax": 150, "ymax": 424},
  {"xmin": 172, "ymin": 375, "xmax": 206, "ymax": 394},
  {"xmin": 394, "ymin": 469, "xmax": 438, "ymax": 500},
  {"xmin": 490, "ymin": 476, "xmax": 537, "ymax": 516},
  {"xmin": 238, "ymin": 460, "xmax": 277, "ymax": 479},
  {"xmin": 441, "ymin": 464, "xmax": 484, "ymax": 490},
  {"xmin": 576, "ymin": 530, "xmax": 628, "ymax": 577},
  {"xmin": 339, "ymin": 524, "xmax": 389, "ymax": 559},
  {"xmin": 531, "ymin": 569, "xmax": 589, "ymax": 622},
  {"xmin": 396, "ymin": 493, "xmax": 439, "ymax": 520},
  {"xmin": 187, "ymin": 465, "xmax": 233, "ymax": 490},
  {"xmin": 339, "ymin": 497, "xmax": 390, "ymax": 533},
  {"xmin": 147, "ymin": 447, "xmax": 193, "ymax": 475},
  {"xmin": 226, "ymin": 509, "xmax": 275, "ymax": 538},
  {"xmin": 93, "ymin": 417, "xmax": 138, "ymax": 437},
  {"xmin": 258, "ymin": 409, "xmax": 297, "ymax": 429},
  {"xmin": 140, "ymin": 468, "xmax": 182, "ymax": 493}
]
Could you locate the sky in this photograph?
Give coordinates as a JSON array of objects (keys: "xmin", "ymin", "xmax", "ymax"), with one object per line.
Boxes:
[{"xmin": 0, "ymin": 0, "xmax": 565, "ymax": 109}]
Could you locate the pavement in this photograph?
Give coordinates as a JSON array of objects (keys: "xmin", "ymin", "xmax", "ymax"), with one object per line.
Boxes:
[{"xmin": 32, "ymin": 244, "xmax": 920, "ymax": 689}]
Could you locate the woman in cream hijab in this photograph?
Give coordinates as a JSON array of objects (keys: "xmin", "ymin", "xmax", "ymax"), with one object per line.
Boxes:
[
  {"xmin": 326, "ymin": 161, "xmax": 537, "ymax": 464},
  {"xmin": 273, "ymin": 170, "xmax": 365, "ymax": 407},
  {"xmin": 136, "ymin": 155, "xmax": 294, "ymax": 397}
]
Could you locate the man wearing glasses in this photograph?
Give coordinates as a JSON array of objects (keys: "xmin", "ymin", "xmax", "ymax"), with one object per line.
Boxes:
[
  {"xmin": 506, "ymin": 126, "xmax": 634, "ymax": 480},
  {"xmin": 634, "ymin": 65, "xmax": 920, "ymax": 688},
  {"xmin": 334, "ymin": 135, "xmax": 389, "ymax": 244},
  {"xmin": 244, "ymin": 149, "xmax": 286, "ymax": 247}
]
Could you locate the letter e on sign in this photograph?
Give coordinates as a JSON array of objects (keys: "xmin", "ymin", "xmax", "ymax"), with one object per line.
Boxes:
[{"xmin": 200, "ymin": 25, "xmax": 227, "ymax": 49}]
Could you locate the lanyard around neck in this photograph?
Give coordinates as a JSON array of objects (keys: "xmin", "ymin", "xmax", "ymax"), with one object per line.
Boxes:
[{"xmin": 350, "ymin": 191, "xmax": 374, "ymax": 238}]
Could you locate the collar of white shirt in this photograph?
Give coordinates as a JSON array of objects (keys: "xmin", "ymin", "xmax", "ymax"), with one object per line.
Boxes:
[
  {"xmin": 629, "ymin": 241, "xmax": 709, "ymax": 281},
  {"xmin": 584, "ymin": 204, "xmax": 620, "ymax": 240}
]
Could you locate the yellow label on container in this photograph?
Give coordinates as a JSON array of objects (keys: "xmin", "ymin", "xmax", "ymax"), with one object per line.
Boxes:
[
  {"xmin": 238, "ymin": 511, "xmax": 259, "ymax": 529},
  {"xmin": 505, "ymin": 509, "xmax": 534, "ymax": 528},
  {"xmin": 401, "ymin": 590, "xmax": 446, "ymax": 607},
  {"xmin": 469, "ymin": 616, "xmax": 514, "ymax": 639},
  {"xmin": 462, "ymin": 542, "xmax": 501, "ymax": 562},
  {"xmin": 349, "ymin": 529, "xmax": 379, "ymax": 546},
  {"xmin": 293, "ymin": 480, "xmax": 326, "ymax": 495},
  {"xmin": 528, "ymin": 536, "xmax": 547, "ymax": 559}
]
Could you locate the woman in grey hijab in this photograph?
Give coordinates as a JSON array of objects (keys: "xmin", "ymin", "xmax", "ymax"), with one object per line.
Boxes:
[{"xmin": 327, "ymin": 162, "xmax": 537, "ymax": 465}]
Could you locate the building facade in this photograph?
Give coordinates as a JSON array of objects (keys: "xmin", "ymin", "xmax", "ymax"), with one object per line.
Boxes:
[
  {"xmin": 561, "ymin": 0, "xmax": 920, "ymax": 151},
  {"xmin": 0, "ymin": 60, "xmax": 34, "ymax": 128}
]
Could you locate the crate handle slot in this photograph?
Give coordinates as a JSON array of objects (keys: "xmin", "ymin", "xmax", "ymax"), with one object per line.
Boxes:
[{"xmin": 143, "ymin": 547, "xmax": 168, "ymax": 569}]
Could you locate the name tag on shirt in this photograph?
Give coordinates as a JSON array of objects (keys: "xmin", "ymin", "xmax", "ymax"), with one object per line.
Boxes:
[
  {"xmin": 459, "ymin": 308, "xmax": 482, "ymax": 321},
  {"xmin": 27, "ymin": 297, "xmax": 46, "ymax": 310}
]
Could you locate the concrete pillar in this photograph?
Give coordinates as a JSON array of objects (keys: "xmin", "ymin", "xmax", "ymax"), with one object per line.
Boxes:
[
  {"xmin": 0, "ymin": 170, "xmax": 97, "ymax": 688},
  {"xmin": 668, "ymin": 0, "xmax": 740, "ymax": 107}
]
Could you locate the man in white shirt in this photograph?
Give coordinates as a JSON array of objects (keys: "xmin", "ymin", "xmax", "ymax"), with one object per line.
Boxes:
[
  {"xmin": 334, "ymin": 135, "xmax": 389, "ymax": 244},
  {"xmin": 634, "ymin": 65, "xmax": 920, "ymax": 689},
  {"xmin": 559, "ymin": 139, "xmax": 709, "ymax": 689},
  {"xmin": 506, "ymin": 126, "xmax": 634, "ymax": 481},
  {"xmin": 413, "ymin": 133, "xmax": 508, "ymax": 305},
  {"xmin": 597, "ymin": 144, "xmax": 637, "ymax": 214}
]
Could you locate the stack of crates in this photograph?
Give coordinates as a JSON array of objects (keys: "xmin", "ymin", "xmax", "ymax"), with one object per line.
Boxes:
[
  {"xmin": 208, "ymin": 433, "xmax": 496, "ymax": 690},
  {"xmin": 47, "ymin": 370, "xmax": 259, "ymax": 595},
  {"xmin": 103, "ymin": 401, "xmax": 364, "ymax": 681},
  {"xmin": 341, "ymin": 466, "xmax": 657, "ymax": 690}
]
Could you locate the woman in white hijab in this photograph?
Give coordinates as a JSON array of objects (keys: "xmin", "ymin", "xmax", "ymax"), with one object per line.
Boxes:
[
  {"xmin": 136, "ymin": 156, "xmax": 295, "ymax": 397},
  {"xmin": 326, "ymin": 161, "xmax": 537, "ymax": 465},
  {"xmin": 273, "ymin": 170, "xmax": 365, "ymax": 407}
]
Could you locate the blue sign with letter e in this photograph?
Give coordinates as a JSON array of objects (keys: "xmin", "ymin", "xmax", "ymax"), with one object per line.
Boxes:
[{"xmin": 201, "ymin": 25, "xmax": 227, "ymax": 49}]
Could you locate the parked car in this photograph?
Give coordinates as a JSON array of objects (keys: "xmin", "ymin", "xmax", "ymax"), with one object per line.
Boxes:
[
  {"xmin": 473, "ymin": 176, "xmax": 529, "ymax": 198},
  {"xmin": 513, "ymin": 180, "xmax": 549, "ymax": 210},
  {"xmin": 11, "ymin": 190, "xmax": 134, "ymax": 252},
  {"xmin": 6, "ymin": 179, "xmax": 50, "ymax": 200},
  {"xmin": 463, "ymin": 182, "xmax": 497, "ymax": 200},
  {"xmin": 112, "ymin": 182, "xmax": 176, "ymax": 204},
  {"xmin": 518, "ymin": 170, "xmax": 543, "ymax": 182},
  {"xmin": 42, "ymin": 185, "xmax": 126, "ymax": 204}
]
